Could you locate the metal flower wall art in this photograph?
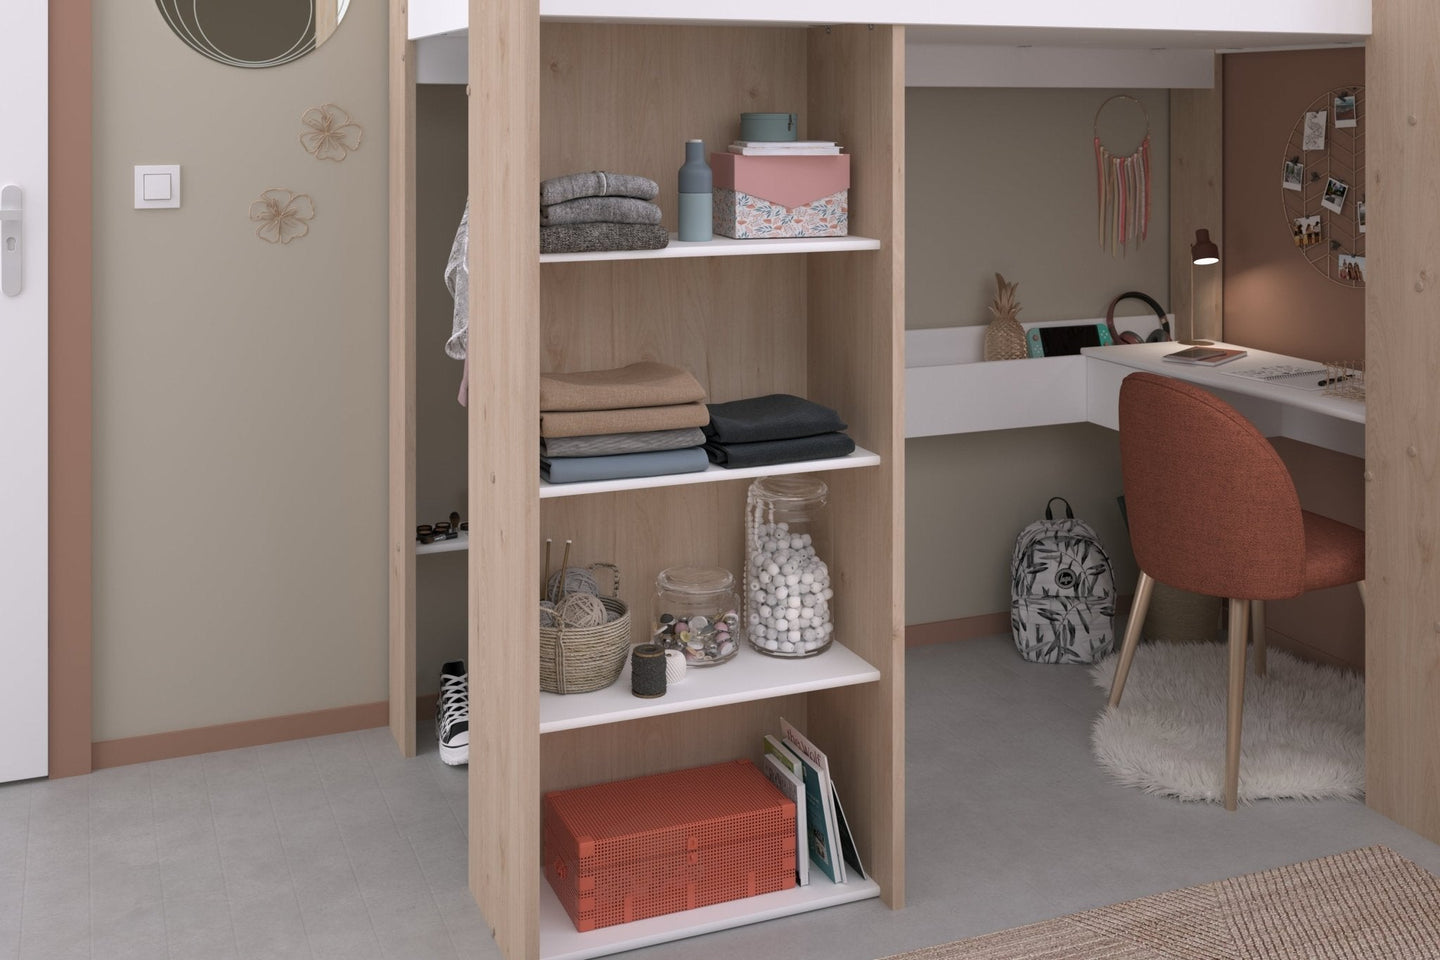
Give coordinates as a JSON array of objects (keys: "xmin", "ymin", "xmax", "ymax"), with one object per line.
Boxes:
[
  {"xmin": 249, "ymin": 189, "xmax": 315, "ymax": 245},
  {"xmin": 299, "ymin": 104, "xmax": 364, "ymax": 162}
]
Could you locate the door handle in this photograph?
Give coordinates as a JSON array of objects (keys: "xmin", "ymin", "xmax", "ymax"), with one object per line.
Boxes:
[{"xmin": 1, "ymin": 185, "xmax": 22, "ymax": 297}]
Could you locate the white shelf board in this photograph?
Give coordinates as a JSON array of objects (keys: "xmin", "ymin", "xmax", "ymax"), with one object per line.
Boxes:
[
  {"xmin": 539, "ymin": 872, "xmax": 881, "ymax": 960},
  {"xmin": 539, "ymin": 641, "xmax": 879, "ymax": 734},
  {"xmin": 540, "ymin": 445, "xmax": 879, "ymax": 499},
  {"xmin": 415, "ymin": 530, "xmax": 469, "ymax": 555},
  {"xmin": 540, "ymin": 234, "xmax": 879, "ymax": 264}
]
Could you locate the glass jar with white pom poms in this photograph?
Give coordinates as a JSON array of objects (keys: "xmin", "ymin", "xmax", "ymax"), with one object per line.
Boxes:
[{"xmin": 744, "ymin": 476, "xmax": 834, "ymax": 658}]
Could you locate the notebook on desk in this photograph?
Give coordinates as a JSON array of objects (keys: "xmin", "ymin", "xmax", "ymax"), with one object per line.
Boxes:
[{"xmin": 1219, "ymin": 360, "xmax": 1330, "ymax": 390}]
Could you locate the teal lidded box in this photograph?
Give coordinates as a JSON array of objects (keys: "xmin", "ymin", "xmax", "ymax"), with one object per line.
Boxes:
[{"xmin": 739, "ymin": 112, "xmax": 798, "ymax": 142}]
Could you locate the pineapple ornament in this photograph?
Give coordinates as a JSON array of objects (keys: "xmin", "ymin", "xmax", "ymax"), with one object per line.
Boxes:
[{"xmin": 984, "ymin": 273, "xmax": 1029, "ymax": 361}]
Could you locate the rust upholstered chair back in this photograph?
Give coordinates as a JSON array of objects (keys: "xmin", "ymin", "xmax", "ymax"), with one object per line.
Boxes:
[{"xmin": 1119, "ymin": 372, "xmax": 1307, "ymax": 600}]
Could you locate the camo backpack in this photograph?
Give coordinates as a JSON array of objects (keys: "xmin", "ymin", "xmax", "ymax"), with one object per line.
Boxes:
[{"xmin": 1010, "ymin": 497, "xmax": 1116, "ymax": 663}]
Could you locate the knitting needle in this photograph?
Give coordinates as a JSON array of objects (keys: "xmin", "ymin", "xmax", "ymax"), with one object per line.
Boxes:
[
  {"xmin": 543, "ymin": 538, "xmax": 552, "ymax": 600},
  {"xmin": 557, "ymin": 540, "xmax": 573, "ymax": 603}
]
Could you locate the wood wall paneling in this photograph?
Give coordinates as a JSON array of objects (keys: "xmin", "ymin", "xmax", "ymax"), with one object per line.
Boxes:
[
  {"xmin": 388, "ymin": 0, "xmax": 418, "ymax": 757},
  {"xmin": 805, "ymin": 24, "xmax": 906, "ymax": 909},
  {"xmin": 1169, "ymin": 58, "xmax": 1223, "ymax": 344},
  {"xmin": 469, "ymin": 0, "xmax": 542, "ymax": 956},
  {"xmin": 1364, "ymin": 0, "xmax": 1440, "ymax": 844}
]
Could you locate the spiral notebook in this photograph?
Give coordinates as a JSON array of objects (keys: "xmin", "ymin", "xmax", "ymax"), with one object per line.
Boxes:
[{"xmin": 1220, "ymin": 361, "xmax": 1329, "ymax": 390}]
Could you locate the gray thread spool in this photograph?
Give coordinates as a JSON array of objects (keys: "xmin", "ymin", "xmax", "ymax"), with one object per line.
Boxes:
[{"xmin": 631, "ymin": 643, "xmax": 667, "ymax": 698}]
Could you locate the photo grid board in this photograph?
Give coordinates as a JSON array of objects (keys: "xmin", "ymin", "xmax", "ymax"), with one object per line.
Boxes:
[{"xmin": 1280, "ymin": 84, "xmax": 1365, "ymax": 287}]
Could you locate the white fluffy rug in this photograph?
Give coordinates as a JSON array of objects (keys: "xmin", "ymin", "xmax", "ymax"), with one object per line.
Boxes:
[{"xmin": 1090, "ymin": 643, "xmax": 1364, "ymax": 804}]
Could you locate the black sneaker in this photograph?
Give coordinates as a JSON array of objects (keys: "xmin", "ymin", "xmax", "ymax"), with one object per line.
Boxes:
[{"xmin": 437, "ymin": 660, "xmax": 469, "ymax": 766}]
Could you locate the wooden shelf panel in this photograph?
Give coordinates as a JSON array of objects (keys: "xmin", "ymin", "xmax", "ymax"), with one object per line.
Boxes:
[
  {"xmin": 540, "ymin": 234, "xmax": 880, "ymax": 264},
  {"xmin": 539, "ymin": 641, "xmax": 879, "ymax": 734},
  {"xmin": 539, "ymin": 873, "xmax": 881, "ymax": 960},
  {"xmin": 540, "ymin": 446, "xmax": 880, "ymax": 499}
]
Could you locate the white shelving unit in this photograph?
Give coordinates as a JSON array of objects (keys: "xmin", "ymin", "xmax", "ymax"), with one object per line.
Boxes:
[
  {"xmin": 541, "ymin": 446, "xmax": 880, "ymax": 499},
  {"xmin": 538, "ymin": 874, "xmax": 882, "ymax": 960},
  {"xmin": 541, "ymin": 234, "xmax": 880, "ymax": 264},
  {"xmin": 540, "ymin": 642, "xmax": 879, "ymax": 733}
]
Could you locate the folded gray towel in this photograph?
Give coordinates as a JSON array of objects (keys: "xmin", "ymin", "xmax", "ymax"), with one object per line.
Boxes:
[
  {"xmin": 541, "ymin": 223, "xmax": 669, "ymax": 255},
  {"xmin": 540, "ymin": 171, "xmax": 660, "ymax": 206},
  {"xmin": 542, "ymin": 447, "xmax": 709, "ymax": 484},
  {"xmin": 704, "ymin": 394, "xmax": 847, "ymax": 444},
  {"xmin": 541, "ymin": 196, "xmax": 662, "ymax": 226},
  {"xmin": 704, "ymin": 432, "xmax": 855, "ymax": 468},
  {"xmin": 541, "ymin": 427, "xmax": 706, "ymax": 458}
]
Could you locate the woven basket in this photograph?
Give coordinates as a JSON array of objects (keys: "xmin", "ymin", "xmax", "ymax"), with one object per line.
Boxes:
[{"xmin": 540, "ymin": 564, "xmax": 631, "ymax": 694}]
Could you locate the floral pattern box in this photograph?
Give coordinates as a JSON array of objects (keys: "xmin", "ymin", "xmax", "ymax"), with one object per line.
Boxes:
[{"xmin": 710, "ymin": 153, "xmax": 849, "ymax": 239}]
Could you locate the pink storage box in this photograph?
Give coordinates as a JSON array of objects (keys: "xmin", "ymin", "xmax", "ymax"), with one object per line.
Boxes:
[{"xmin": 710, "ymin": 153, "xmax": 849, "ymax": 239}]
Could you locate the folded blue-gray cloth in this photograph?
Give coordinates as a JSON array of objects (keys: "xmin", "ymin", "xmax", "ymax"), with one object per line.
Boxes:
[
  {"xmin": 540, "ymin": 427, "xmax": 706, "ymax": 458},
  {"xmin": 540, "ymin": 171, "xmax": 660, "ymax": 206},
  {"xmin": 542, "ymin": 446, "xmax": 709, "ymax": 484},
  {"xmin": 703, "ymin": 394, "xmax": 847, "ymax": 444},
  {"xmin": 704, "ymin": 432, "xmax": 855, "ymax": 469}
]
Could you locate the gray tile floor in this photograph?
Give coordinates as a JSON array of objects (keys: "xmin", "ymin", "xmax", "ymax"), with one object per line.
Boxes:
[{"xmin": 4, "ymin": 636, "xmax": 1440, "ymax": 960}]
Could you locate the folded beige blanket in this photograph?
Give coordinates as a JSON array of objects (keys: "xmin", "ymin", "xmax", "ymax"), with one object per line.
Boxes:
[
  {"xmin": 540, "ymin": 362, "xmax": 706, "ymax": 412},
  {"xmin": 540, "ymin": 402, "xmax": 711, "ymax": 439}
]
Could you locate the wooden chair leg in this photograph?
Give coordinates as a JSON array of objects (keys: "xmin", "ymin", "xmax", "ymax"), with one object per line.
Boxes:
[
  {"xmin": 1109, "ymin": 571, "xmax": 1154, "ymax": 708},
  {"xmin": 1357, "ymin": 579, "xmax": 1367, "ymax": 608},
  {"xmin": 1224, "ymin": 597, "xmax": 1250, "ymax": 811},
  {"xmin": 1250, "ymin": 600, "xmax": 1266, "ymax": 677}
]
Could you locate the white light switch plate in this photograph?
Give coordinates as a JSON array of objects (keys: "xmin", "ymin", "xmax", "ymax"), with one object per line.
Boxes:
[{"xmin": 134, "ymin": 165, "xmax": 181, "ymax": 209}]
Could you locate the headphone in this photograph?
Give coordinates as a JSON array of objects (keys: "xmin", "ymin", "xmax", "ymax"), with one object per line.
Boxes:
[{"xmin": 1105, "ymin": 291, "xmax": 1172, "ymax": 345}]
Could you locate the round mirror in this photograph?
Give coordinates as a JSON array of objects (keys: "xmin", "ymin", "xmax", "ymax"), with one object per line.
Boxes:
[{"xmin": 156, "ymin": 0, "xmax": 349, "ymax": 69}]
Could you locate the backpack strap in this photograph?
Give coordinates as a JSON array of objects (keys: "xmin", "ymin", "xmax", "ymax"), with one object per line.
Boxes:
[{"xmin": 1045, "ymin": 497, "xmax": 1074, "ymax": 520}]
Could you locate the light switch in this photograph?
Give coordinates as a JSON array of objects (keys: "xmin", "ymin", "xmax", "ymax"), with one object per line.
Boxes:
[
  {"xmin": 142, "ymin": 173, "xmax": 171, "ymax": 201},
  {"xmin": 134, "ymin": 165, "xmax": 181, "ymax": 209}
]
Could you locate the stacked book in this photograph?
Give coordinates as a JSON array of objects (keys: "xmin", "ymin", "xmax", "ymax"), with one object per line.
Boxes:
[{"xmin": 727, "ymin": 140, "xmax": 842, "ymax": 156}]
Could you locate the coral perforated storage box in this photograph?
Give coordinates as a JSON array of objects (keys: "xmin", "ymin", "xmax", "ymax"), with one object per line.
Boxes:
[{"xmin": 542, "ymin": 759, "xmax": 797, "ymax": 932}]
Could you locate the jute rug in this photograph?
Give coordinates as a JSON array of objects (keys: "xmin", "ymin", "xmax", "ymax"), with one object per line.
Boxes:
[
  {"xmin": 882, "ymin": 846, "xmax": 1440, "ymax": 960},
  {"xmin": 1088, "ymin": 643, "xmax": 1364, "ymax": 803}
]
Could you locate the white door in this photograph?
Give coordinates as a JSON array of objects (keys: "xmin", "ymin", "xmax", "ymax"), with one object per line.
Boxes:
[{"xmin": 0, "ymin": 0, "xmax": 49, "ymax": 783}]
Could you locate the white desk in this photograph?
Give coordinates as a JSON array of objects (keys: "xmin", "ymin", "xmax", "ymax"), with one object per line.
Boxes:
[
  {"xmin": 903, "ymin": 330, "xmax": 1365, "ymax": 456},
  {"xmin": 1081, "ymin": 342, "xmax": 1365, "ymax": 458}
]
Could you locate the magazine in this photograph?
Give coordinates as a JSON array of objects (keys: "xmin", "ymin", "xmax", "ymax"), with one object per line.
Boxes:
[{"xmin": 760, "ymin": 754, "xmax": 809, "ymax": 886}]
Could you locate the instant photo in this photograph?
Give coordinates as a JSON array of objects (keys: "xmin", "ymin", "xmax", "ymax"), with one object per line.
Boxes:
[
  {"xmin": 1334, "ymin": 94, "xmax": 1358, "ymax": 128},
  {"xmin": 1283, "ymin": 159, "xmax": 1305, "ymax": 192},
  {"xmin": 1322, "ymin": 177, "xmax": 1349, "ymax": 214},
  {"xmin": 1292, "ymin": 215, "xmax": 1322, "ymax": 248},
  {"xmin": 1338, "ymin": 254, "xmax": 1366, "ymax": 283}
]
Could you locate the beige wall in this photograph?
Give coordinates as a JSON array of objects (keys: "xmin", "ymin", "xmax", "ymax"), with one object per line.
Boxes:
[
  {"xmin": 904, "ymin": 88, "xmax": 1169, "ymax": 625},
  {"xmin": 907, "ymin": 88, "xmax": 1170, "ymax": 329},
  {"xmin": 92, "ymin": 2, "xmax": 388, "ymax": 739}
]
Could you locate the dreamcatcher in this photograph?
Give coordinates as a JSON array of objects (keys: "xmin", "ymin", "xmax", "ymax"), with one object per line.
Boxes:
[{"xmin": 1094, "ymin": 95, "xmax": 1152, "ymax": 258}]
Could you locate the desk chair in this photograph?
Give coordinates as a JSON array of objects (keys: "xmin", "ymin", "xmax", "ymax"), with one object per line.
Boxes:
[{"xmin": 1107, "ymin": 372, "xmax": 1365, "ymax": 810}]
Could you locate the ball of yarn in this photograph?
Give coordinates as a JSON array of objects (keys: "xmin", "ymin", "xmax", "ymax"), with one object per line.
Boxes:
[
  {"xmin": 555, "ymin": 593, "xmax": 606, "ymax": 628},
  {"xmin": 539, "ymin": 600, "xmax": 558, "ymax": 628},
  {"xmin": 546, "ymin": 566, "xmax": 600, "ymax": 603}
]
